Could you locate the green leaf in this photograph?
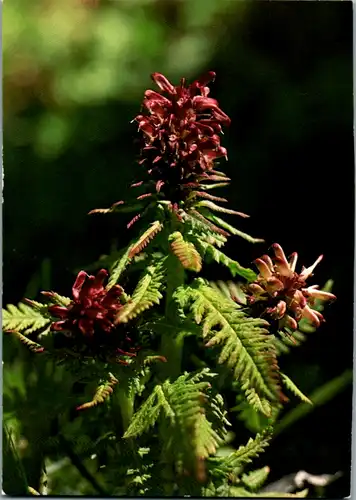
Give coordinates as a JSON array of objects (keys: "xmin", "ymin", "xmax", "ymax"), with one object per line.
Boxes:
[
  {"xmin": 196, "ymin": 200, "xmax": 249, "ymax": 217},
  {"xmin": 196, "ymin": 239, "xmax": 257, "ymax": 281},
  {"xmin": 76, "ymin": 374, "xmax": 118, "ymax": 411},
  {"xmin": 3, "ymin": 302, "xmax": 50, "ymax": 335},
  {"xmin": 176, "ymin": 280, "xmax": 282, "ymax": 412},
  {"xmin": 128, "ymin": 221, "xmax": 163, "ymax": 259},
  {"xmin": 281, "ymin": 373, "xmax": 312, "ymax": 405},
  {"xmin": 41, "ymin": 292, "xmax": 71, "ymax": 307},
  {"xmin": 107, "ymin": 246, "xmax": 133, "ymax": 289},
  {"xmin": 116, "ymin": 263, "xmax": 165, "ymax": 323},
  {"xmin": 204, "ymin": 212, "xmax": 264, "ymax": 243},
  {"xmin": 210, "ymin": 280, "xmax": 247, "ymax": 305},
  {"xmin": 242, "ymin": 465, "xmax": 270, "ymax": 491},
  {"xmin": 123, "ymin": 387, "xmax": 162, "ymax": 439},
  {"xmin": 169, "ymin": 232, "xmax": 202, "ymax": 272},
  {"xmin": 125, "ymin": 371, "xmax": 229, "ymax": 480},
  {"xmin": 10, "ymin": 331, "xmax": 45, "ymax": 353},
  {"xmin": 209, "ymin": 428, "xmax": 272, "ymax": 479}
]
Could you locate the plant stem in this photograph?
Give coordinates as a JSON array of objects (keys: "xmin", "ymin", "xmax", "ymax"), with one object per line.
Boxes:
[
  {"xmin": 115, "ymin": 385, "xmax": 135, "ymax": 434},
  {"xmin": 160, "ymin": 255, "xmax": 185, "ymax": 380}
]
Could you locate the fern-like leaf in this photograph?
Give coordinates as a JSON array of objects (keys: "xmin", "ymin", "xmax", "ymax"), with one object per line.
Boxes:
[
  {"xmin": 40, "ymin": 292, "xmax": 71, "ymax": 306},
  {"xmin": 169, "ymin": 232, "xmax": 202, "ymax": 272},
  {"xmin": 210, "ymin": 280, "xmax": 247, "ymax": 305},
  {"xmin": 209, "ymin": 428, "xmax": 272, "ymax": 478},
  {"xmin": 175, "ymin": 280, "xmax": 283, "ymax": 413},
  {"xmin": 196, "ymin": 200, "xmax": 249, "ymax": 218},
  {"xmin": 204, "ymin": 212, "xmax": 264, "ymax": 244},
  {"xmin": 9, "ymin": 331, "xmax": 45, "ymax": 353},
  {"xmin": 76, "ymin": 374, "xmax": 118, "ymax": 411},
  {"xmin": 196, "ymin": 240, "xmax": 257, "ymax": 281},
  {"xmin": 124, "ymin": 387, "xmax": 163, "ymax": 439},
  {"xmin": 89, "ymin": 200, "xmax": 145, "ymax": 215},
  {"xmin": 274, "ymin": 330, "xmax": 307, "ymax": 355},
  {"xmin": 3, "ymin": 303, "xmax": 50, "ymax": 335},
  {"xmin": 125, "ymin": 370, "xmax": 228, "ymax": 481},
  {"xmin": 224, "ymin": 428, "xmax": 272, "ymax": 471},
  {"xmin": 281, "ymin": 373, "xmax": 312, "ymax": 405},
  {"xmin": 115, "ymin": 263, "xmax": 164, "ymax": 323},
  {"xmin": 128, "ymin": 221, "xmax": 163, "ymax": 259},
  {"xmin": 241, "ymin": 466, "xmax": 270, "ymax": 491},
  {"xmin": 186, "ymin": 209, "xmax": 230, "ymax": 237},
  {"xmin": 107, "ymin": 246, "xmax": 133, "ymax": 289},
  {"xmin": 180, "ymin": 210, "xmax": 228, "ymax": 248}
]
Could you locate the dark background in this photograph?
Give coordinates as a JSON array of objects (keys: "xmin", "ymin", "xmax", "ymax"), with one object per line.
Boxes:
[{"xmin": 4, "ymin": 0, "xmax": 353, "ymax": 496}]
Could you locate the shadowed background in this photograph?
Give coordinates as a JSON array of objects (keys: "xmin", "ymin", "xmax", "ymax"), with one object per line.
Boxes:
[{"xmin": 3, "ymin": 0, "xmax": 353, "ymax": 497}]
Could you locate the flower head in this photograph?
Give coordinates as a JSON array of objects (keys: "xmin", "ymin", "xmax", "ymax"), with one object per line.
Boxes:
[
  {"xmin": 134, "ymin": 71, "xmax": 231, "ymax": 204},
  {"xmin": 47, "ymin": 269, "xmax": 123, "ymax": 336},
  {"xmin": 44, "ymin": 269, "xmax": 137, "ymax": 362},
  {"xmin": 246, "ymin": 244, "xmax": 336, "ymax": 330}
]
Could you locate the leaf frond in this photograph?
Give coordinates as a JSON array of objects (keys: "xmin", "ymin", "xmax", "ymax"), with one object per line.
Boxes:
[
  {"xmin": 3, "ymin": 303, "xmax": 50, "ymax": 335},
  {"xmin": 128, "ymin": 221, "xmax": 164, "ymax": 259},
  {"xmin": 241, "ymin": 465, "xmax": 271, "ymax": 491},
  {"xmin": 196, "ymin": 200, "xmax": 249, "ymax": 218},
  {"xmin": 281, "ymin": 373, "xmax": 312, "ymax": 405},
  {"xmin": 208, "ymin": 428, "xmax": 272, "ymax": 478},
  {"xmin": 204, "ymin": 212, "xmax": 264, "ymax": 244},
  {"xmin": 40, "ymin": 292, "xmax": 71, "ymax": 307},
  {"xmin": 169, "ymin": 232, "xmax": 202, "ymax": 272},
  {"xmin": 175, "ymin": 280, "xmax": 282, "ymax": 411},
  {"xmin": 9, "ymin": 331, "xmax": 45, "ymax": 353},
  {"xmin": 125, "ymin": 370, "xmax": 229, "ymax": 480},
  {"xmin": 107, "ymin": 246, "xmax": 133, "ymax": 289},
  {"xmin": 195, "ymin": 240, "xmax": 257, "ymax": 282},
  {"xmin": 115, "ymin": 263, "xmax": 165, "ymax": 323},
  {"xmin": 76, "ymin": 374, "xmax": 119, "ymax": 411}
]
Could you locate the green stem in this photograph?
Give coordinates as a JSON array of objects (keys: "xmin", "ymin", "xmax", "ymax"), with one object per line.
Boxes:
[
  {"xmin": 160, "ymin": 254, "xmax": 185, "ymax": 380},
  {"xmin": 160, "ymin": 331, "xmax": 184, "ymax": 381},
  {"xmin": 115, "ymin": 385, "xmax": 135, "ymax": 434}
]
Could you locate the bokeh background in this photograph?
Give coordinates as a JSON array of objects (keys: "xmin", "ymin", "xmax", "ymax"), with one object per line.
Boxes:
[{"xmin": 3, "ymin": 0, "xmax": 353, "ymax": 497}]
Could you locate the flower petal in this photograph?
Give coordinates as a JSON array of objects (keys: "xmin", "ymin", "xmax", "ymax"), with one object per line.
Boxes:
[
  {"xmin": 285, "ymin": 315, "xmax": 298, "ymax": 330},
  {"xmin": 266, "ymin": 276, "xmax": 284, "ymax": 294},
  {"xmin": 302, "ymin": 287, "xmax": 336, "ymax": 301},
  {"xmin": 301, "ymin": 305, "xmax": 323, "ymax": 327},
  {"xmin": 151, "ymin": 73, "xmax": 176, "ymax": 94},
  {"xmin": 300, "ymin": 255, "xmax": 323, "ymax": 280},
  {"xmin": 271, "ymin": 243, "xmax": 292, "ymax": 277},
  {"xmin": 260, "ymin": 254, "xmax": 274, "ymax": 272},
  {"xmin": 49, "ymin": 305, "xmax": 70, "ymax": 318},
  {"xmin": 254, "ymin": 258, "xmax": 273, "ymax": 279},
  {"xmin": 288, "ymin": 252, "xmax": 298, "ymax": 272},
  {"xmin": 72, "ymin": 271, "xmax": 88, "ymax": 301}
]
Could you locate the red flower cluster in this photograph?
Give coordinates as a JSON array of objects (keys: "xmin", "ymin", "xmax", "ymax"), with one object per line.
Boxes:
[
  {"xmin": 134, "ymin": 71, "xmax": 231, "ymax": 199},
  {"xmin": 46, "ymin": 269, "xmax": 123, "ymax": 336},
  {"xmin": 247, "ymin": 244, "xmax": 336, "ymax": 330}
]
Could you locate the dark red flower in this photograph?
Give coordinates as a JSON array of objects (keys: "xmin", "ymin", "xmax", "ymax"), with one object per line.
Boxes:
[
  {"xmin": 133, "ymin": 71, "xmax": 231, "ymax": 204},
  {"xmin": 246, "ymin": 244, "xmax": 336, "ymax": 330},
  {"xmin": 46, "ymin": 269, "xmax": 123, "ymax": 336}
]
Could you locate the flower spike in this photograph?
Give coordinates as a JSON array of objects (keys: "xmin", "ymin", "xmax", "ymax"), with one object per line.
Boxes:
[{"xmin": 247, "ymin": 244, "xmax": 336, "ymax": 331}]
